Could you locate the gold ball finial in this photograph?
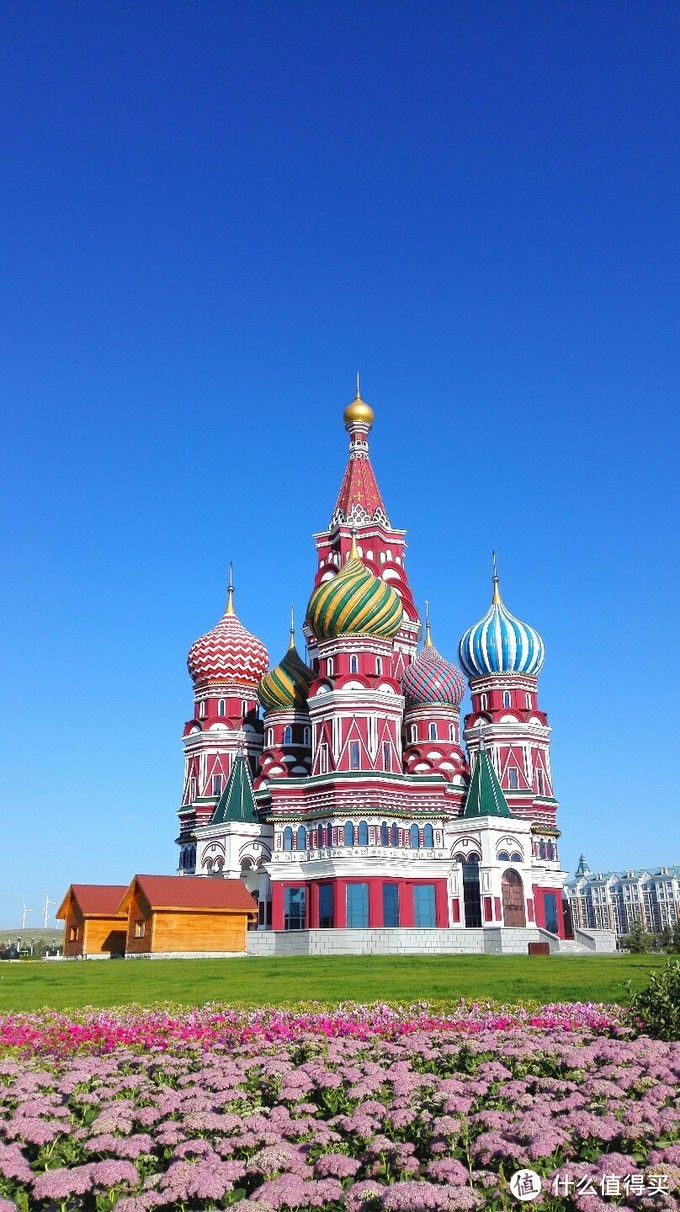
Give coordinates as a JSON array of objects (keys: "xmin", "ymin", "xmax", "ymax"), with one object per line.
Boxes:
[{"xmin": 343, "ymin": 374, "xmax": 374, "ymax": 428}]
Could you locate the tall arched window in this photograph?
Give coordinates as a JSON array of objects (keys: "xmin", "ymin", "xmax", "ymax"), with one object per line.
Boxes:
[
  {"xmin": 297, "ymin": 826, "xmax": 306, "ymax": 851},
  {"xmin": 241, "ymin": 700, "xmax": 248, "ymax": 717},
  {"xmin": 358, "ymin": 821, "xmax": 368, "ymax": 845},
  {"xmin": 283, "ymin": 827, "xmax": 293, "ymax": 852},
  {"xmin": 283, "ymin": 725, "xmax": 293, "ymax": 745},
  {"xmin": 217, "ymin": 698, "xmax": 226, "ymax": 716},
  {"xmin": 344, "ymin": 821, "xmax": 354, "ymax": 847},
  {"xmin": 391, "ymin": 824, "xmax": 398, "ymax": 846},
  {"xmin": 266, "ymin": 728, "xmax": 273, "ymax": 748},
  {"xmin": 428, "ymin": 723, "xmax": 437, "ymax": 741},
  {"xmin": 449, "ymin": 723, "xmax": 456, "ymax": 742},
  {"xmin": 350, "ymin": 742, "xmax": 360, "ymax": 769},
  {"xmin": 410, "ymin": 724, "xmax": 417, "ymax": 743},
  {"xmin": 350, "ymin": 655, "xmax": 358, "ymax": 674},
  {"xmin": 303, "ymin": 726, "xmax": 311, "ymax": 747},
  {"xmin": 508, "ymin": 768, "xmax": 519, "ymax": 789},
  {"xmin": 423, "ymin": 824, "xmax": 434, "ymax": 848},
  {"xmin": 503, "ymin": 691, "xmax": 511, "ymax": 708},
  {"xmin": 376, "ymin": 656, "xmax": 383, "ymax": 675},
  {"xmin": 539, "ymin": 840, "xmax": 547, "ymax": 859},
  {"xmin": 480, "ymin": 693, "xmax": 488, "ymax": 710},
  {"xmin": 381, "ymin": 822, "xmax": 389, "ymax": 846},
  {"xmin": 410, "ymin": 824, "xmax": 420, "ymax": 849},
  {"xmin": 537, "ymin": 769, "xmax": 545, "ymax": 795},
  {"xmin": 326, "ymin": 657, "xmax": 334, "ymax": 677},
  {"xmin": 198, "ymin": 700, "xmax": 206, "ymax": 718},
  {"xmin": 526, "ymin": 693, "xmax": 532, "ymax": 710}
]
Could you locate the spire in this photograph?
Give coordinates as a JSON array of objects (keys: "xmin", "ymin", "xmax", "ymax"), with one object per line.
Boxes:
[
  {"xmin": 211, "ymin": 751, "xmax": 258, "ymax": 825},
  {"xmin": 226, "ymin": 561, "xmax": 235, "ymax": 615},
  {"xmin": 288, "ymin": 605, "xmax": 296, "ymax": 650},
  {"xmin": 576, "ymin": 854, "xmax": 591, "ymax": 877},
  {"xmin": 349, "ymin": 528, "xmax": 359, "ymax": 560},
  {"xmin": 424, "ymin": 600, "xmax": 433, "ymax": 648},
  {"xmin": 462, "ymin": 748, "xmax": 512, "ymax": 819},
  {"xmin": 491, "ymin": 550, "xmax": 501, "ymax": 605},
  {"xmin": 332, "ymin": 382, "xmax": 388, "ymax": 528}
]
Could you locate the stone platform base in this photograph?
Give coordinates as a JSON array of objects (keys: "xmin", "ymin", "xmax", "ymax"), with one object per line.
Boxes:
[{"xmin": 246, "ymin": 926, "xmax": 617, "ymax": 956}]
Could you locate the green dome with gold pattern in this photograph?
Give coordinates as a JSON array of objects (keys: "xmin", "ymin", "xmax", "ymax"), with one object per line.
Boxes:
[
  {"xmin": 258, "ymin": 618, "xmax": 315, "ymax": 712},
  {"xmin": 307, "ymin": 543, "xmax": 403, "ymax": 642}
]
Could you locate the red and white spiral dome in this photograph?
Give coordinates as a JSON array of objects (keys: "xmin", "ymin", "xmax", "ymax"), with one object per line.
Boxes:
[{"xmin": 187, "ymin": 602, "xmax": 269, "ymax": 689}]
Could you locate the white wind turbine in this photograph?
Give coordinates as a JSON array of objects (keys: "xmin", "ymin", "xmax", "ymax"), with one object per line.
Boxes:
[
  {"xmin": 21, "ymin": 903, "xmax": 32, "ymax": 930},
  {"xmin": 43, "ymin": 892, "xmax": 57, "ymax": 928}
]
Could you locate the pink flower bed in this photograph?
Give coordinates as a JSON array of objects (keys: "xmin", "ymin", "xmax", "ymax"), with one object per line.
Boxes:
[{"xmin": 0, "ymin": 1003, "xmax": 677, "ymax": 1211}]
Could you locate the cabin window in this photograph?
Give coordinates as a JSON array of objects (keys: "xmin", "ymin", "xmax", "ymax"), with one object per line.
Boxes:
[
  {"xmin": 503, "ymin": 691, "xmax": 511, "ymax": 708},
  {"xmin": 283, "ymin": 725, "xmax": 293, "ymax": 745},
  {"xmin": 423, "ymin": 824, "xmax": 434, "ymax": 848},
  {"xmin": 350, "ymin": 741, "xmax": 360, "ymax": 769},
  {"xmin": 508, "ymin": 768, "xmax": 519, "ymax": 789},
  {"xmin": 376, "ymin": 656, "xmax": 383, "ymax": 675},
  {"xmin": 344, "ymin": 821, "xmax": 354, "ymax": 847},
  {"xmin": 410, "ymin": 824, "xmax": 420, "ymax": 849},
  {"xmin": 383, "ymin": 741, "xmax": 390, "ymax": 771},
  {"xmin": 218, "ymin": 698, "xmax": 226, "ymax": 716},
  {"xmin": 296, "ymin": 826, "xmax": 306, "ymax": 851},
  {"xmin": 69, "ymin": 925, "xmax": 78, "ymax": 942},
  {"xmin": 358, "ymin": 821, "xmax": 368, "ymax": 846},
  {"xmin": 350, "ymin": 655, "xmax": 358, "ymax": 674},
  {"xmin": 283, "ymin": 827, "xmax": 293, "ymax": 852},
  {"xmin": 428, "ymin": 723, "xmax": 437, "ymax": 741},
  {"xmin": 135, "ymin": 921, "xmax": 145, "ymax": 939}
]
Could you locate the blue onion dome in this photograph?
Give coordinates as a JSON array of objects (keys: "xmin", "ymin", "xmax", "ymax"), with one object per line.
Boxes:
[
  {"xmin": 402, "ymin": 611, "xmax": 466, "ymax": 708},
  {"xmin": 458, "ymin": 561, "xmax": 545, "ymax": 678},
  {"xmin": 258, "ymin": 612, "xmax": 315, "ymax": 712},
  {"xmin": 307, "ymin": 534, "xmax": 403, "ymax": 642}
]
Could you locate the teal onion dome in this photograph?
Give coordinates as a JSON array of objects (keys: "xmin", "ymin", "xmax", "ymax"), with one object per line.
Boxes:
[{"xmin": 459, "ymin": 565, "xmax": 545, "ymax": 679}]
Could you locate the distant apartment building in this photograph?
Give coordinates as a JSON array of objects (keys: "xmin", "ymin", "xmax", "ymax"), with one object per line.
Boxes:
[{"xmin": 565, "ymin": 855, "xmax": 680, "ymax": 938}]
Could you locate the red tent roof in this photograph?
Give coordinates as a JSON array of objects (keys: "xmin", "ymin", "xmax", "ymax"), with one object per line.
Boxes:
[
  {"xmin": 125, "ymin": 875, "xmax": 257, "ymax": 914},
  {"xmin": 57, "ymin": 884, "xmax": 128, "ymax": 919}
]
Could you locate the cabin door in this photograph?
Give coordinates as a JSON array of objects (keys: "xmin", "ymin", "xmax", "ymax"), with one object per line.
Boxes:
[{"xmin": 501, "ymin": 869, "xmax": 526, "ymax": 927}]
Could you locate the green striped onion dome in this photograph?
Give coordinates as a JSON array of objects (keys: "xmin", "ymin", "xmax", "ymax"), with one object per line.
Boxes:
[
  {"xmin": 258, "ymin": 644, "xmax": 315, "ymax": 712},
  {"xmin": 307, "ymin": 554, "xmax": 403, "ymax": 642}
]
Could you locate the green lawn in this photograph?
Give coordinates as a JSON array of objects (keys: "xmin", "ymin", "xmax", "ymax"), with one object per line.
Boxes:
[{"xmin": 0, "ymin": 954, "xmax": 666, "ymax": 1012}]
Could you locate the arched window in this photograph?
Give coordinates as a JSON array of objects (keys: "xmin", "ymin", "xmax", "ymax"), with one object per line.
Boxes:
[
  {"xmin": 449, "ymin": 723, "xmax": 456, "ymax": 742},
  {"xmin": 480, "ymin": 693, "xmax": 488, "ymax": 710},
  {"xmin": 383, "ymin": 742, "xmax": 390, "ymax": 771},
  {"xmin": 296, "ymin": 826, "xmax": 306, "ymax": 851},
  {"xmin": 283, "ymin": 725, "xmax": 293, "ymax": 745},
  {"xmin": 283, "ymin": 827, "xmax": 293, "ymax": 852},
  {"xmin": 410, "ymin": 723, "xmax": 417, "ymax": 743},
  {"xmin": 217, "ymin": 698, "xmax": 226, "ymax": 716},
  {"xmin": 423, "ymin": 824, "xmax": 434, "ymax": 848},
  {"xmin": 319, "ymin": 744, "xmax": 328, "ymax": 774},
  {"xmin": 526, "ymin": 693, "xmax": 532, "ymax": 710},
  {"xmin": 410, "ymin": 824, "xmax": 420, "ymax": 849},
  {"xmin": 510, "ymin": 851, "xmax": 523, "ymax": 863},
  {"xmin": 508, "ymin": 768, "xmax": 519, "ymax": 789},
  {"xmin": 326, "ymin": 657, "xmax": 334, "ymax": 677},
  {"xmin": 461, "ymin": 853, "xmax": 482, "ymax": 928},
  {"xmin": 381, "ymin": 822, "xmax": 389, "ymax": 846},
  {"xmin": 303, "ymin": 726, "xmax": 311, "ymax": 747},
  {"xmin": 213, "ymin": 775, "xmax": 222, "ymax": 796},
  {"xmin": 350, "ymin": 655, "xmax": 358, "ymax": 674},
  {"xmin": 241, "ymin": 700, "xmax": 248, "ymax": 717},
  {"xmin": 198, "ymin": 700, "xmax": 206, "ymax": 718},
  {"xmin": 537, "ymin": 769, "xmax": 545, "ymax": 795},
  {"xmin": 428, "ymin": 723, "xmax": 437, "ymax": 741},
  {"xmin": 376, "ymin": 656, "xmax": 383, "ymax": 675},
  {"xmin": 539, "ymin": 840, "xmax": 547, "ymax": 859},
  {"xmin": 344, "ymin": 821, "xmax": 354, "ymax": 847},
  {"xmin": 350, "ymin": 742, "xmax": 360, "ymax": 770},
  {"xmin": 391, "ymin": 824, "xmax": 398, "ymax": 846},
  {"xmin": 266, "ymin": 728, "xmax": 273, "ymax": 748},
  {"xmin": 358, "ymin": 821, "xmax": 368, "ymax": 846},
  {"xmin": 503, "ymin": 691, "xmax": 511, "ymax": 708},
  {"xmin": 498, "ymin": 851, "xmax": 509, "ymax": 862}
]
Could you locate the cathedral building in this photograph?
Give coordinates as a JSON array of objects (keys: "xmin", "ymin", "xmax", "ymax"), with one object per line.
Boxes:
[{"xmin": 176, "ymin": 386, "xmax": 572, "ymax": 948}]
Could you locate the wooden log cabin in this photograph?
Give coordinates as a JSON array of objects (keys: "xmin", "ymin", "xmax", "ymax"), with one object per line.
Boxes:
[
  {"xmin": 56, "ymin": 885, "xmax": 128, "ymax": 958},
  {"xmin": 120, "ymin": 874, "xmax": 257, "ymax": 955}
]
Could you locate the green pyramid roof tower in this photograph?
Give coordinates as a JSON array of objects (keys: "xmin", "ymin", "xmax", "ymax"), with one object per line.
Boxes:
[
  {"xmin": 462, "ymin": 748, "xmax": 512, "ymax": 819},
  {"xmin": 211, "ymin": 752, "xmax": 258, "ymax": 825},
  {"xmin": 575, "ymin": 854, "xmax": 590, "ymax": 877}
]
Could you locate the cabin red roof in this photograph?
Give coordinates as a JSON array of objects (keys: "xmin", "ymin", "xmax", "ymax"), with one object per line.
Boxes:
[
  {"xmin": 57, "ymin": 884, "xmax": 128, "ymax": 919},
  {"xmin": 124, "ymin": 875, "xmax": 257, "ymax": 914}
]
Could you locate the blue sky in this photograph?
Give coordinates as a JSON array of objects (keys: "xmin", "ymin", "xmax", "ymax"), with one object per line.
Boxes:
[{"xmin": 1, "ymin": 1, "xmax": 679, "ymax": 929}]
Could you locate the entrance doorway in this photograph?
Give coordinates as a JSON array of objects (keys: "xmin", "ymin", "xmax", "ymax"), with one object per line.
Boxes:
[{"xmin": 501, "ymin": 869, "xmax": 526, "ymax": 927}]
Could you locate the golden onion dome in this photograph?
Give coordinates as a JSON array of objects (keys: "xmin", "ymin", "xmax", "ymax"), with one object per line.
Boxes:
[
  {"xmin": 307, "ymin": 539, "xmax": 403, "ymax": 642},
  {"xmin": 343, "ymin": 378, "xmax": 374, "ymax": 429},
  {"xmin": 258, "ymin": 643, "xmax": 315, "ymax": 713}
]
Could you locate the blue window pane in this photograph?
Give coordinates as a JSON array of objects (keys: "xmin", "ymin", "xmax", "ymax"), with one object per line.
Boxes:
[
  {"xmin": 423, "ymin": 825, "xmax": 434, "ymax": 848},
  {"xmin": 413, "ymin": 884, "xmax": 436, "ymax": 927},
  {"xmin": 351, "ymin": 742, "xmax": 360, "ymax": 769},
  {"xmin": 544, "ymin": 892, "xmax": 559, "ymax": 934},
  {"xmin": 283, "ymin": 828, "xmax": 292, "ymax": 852},
  {"xmin": 498, "ymin": 851, "xmax": 509, "ymax": 862},
  {"xmin": 344, "ymin": 822, "xmax": 354, "ymax": 846},
  {"xmin": 383, "ymin": 883, "xmax": 399, "ymax": 927},
  {"xmin": 381, "ymin": 822, "xmax": 388, "ymax": 846},
  {"xmin": 391, "ymin": 824, "xmax": 398, "ymax": 846},
  {"xmin": 296, "ymin": 826, "xmax": 306, "ymax": 851},
  {"xmin": 284, "ymin": 886, "xmax": 306, "ymax": 930},
  {"xmin": 510, "ymin": 852, "xmax": 522, "ymax": 863},
  {"xmin": 358, "ymin": 821, "xmax": 368, "ymax": 845},
  {"xmin": 410, "ymin": 824, "xmax": 420, "ymax": 849},
  {"xmin": 319, "ymin": 884, "xmax": 333, "ymax": 928},
  {"xmin": 346, "ymin": 883, "xmax": 369, "ymax": 927}
]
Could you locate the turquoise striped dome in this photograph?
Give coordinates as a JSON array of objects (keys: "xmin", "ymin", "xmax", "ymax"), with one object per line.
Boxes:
[{"xmin": 459, "ymin": 571, "xmax": 544, "ymax": 679}]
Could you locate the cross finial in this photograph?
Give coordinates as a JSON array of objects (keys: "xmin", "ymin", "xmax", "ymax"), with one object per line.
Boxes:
[
  {"xmin": 288, "ymin": 605, "xmax": 296, "ymax": 650},
  {"xmin": 356, "ymin": 372, "xmax": 361, "ymax": 398},
  {"xmin": 226, "ymin": 561, "xmax": 235, "ymax": 614},
  {"xmin": 424, "ymin": 599, "xmax": 433, "ymax": 647},
  {"xmin": 491, "ymin": 550, "xmax": 501, "ymax": 604}
]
